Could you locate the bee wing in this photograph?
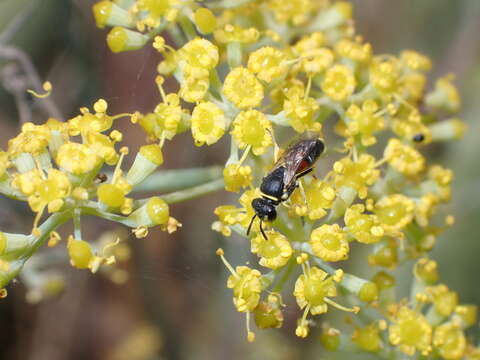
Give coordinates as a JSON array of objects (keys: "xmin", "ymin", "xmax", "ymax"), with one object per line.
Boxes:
[{"xmin": 274, "ymin": 140, "xmax": 312, "ymax": 189}]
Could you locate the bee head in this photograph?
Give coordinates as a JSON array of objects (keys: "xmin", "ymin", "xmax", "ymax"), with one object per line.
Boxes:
[{"xmin": 252, "ymin": 198, "xmax": 277, "ymax": 222}]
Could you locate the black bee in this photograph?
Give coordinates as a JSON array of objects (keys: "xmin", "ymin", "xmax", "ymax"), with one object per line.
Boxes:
[{"xmin": 247, "ymin": 138, "xmax": 325, "ymax": 240}]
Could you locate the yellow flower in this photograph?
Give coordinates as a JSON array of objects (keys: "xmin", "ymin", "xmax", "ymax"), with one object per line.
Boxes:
[
  {"xmin": 368, "ymin": 238, "xmax": 398, "ymax": 268},
  {"xmin": 414, "ymin": 258, "xmax": 439, "ymax": 285},
  {"xmin": 415, "ymin": 193, "xmax": 439, "ymax": 227},
  {"xmin": 389, "ymin": 306, "xmax": 432, "ymax": 356},
  {"xmin": 283, "ymin": 88, "xmax": 321, "ymax": 133},
  {"xmin": 223, "ymin": 67, "xmax": 264, "ymax": 109},
  {"xmin": 345, "ymin": 100, "xmax": 385, "ymax": 146},
  {"xmin": 178, "ymin": 37, "xmax": 219, "ymax": 72},
  {"xmin": 211, "ymin": 205, "xmax": 246, "ymax": 236},
  {"xmin": 428, "ymin": 165, "xmax": 453, "ymax": 201},
  {"xmin": 333, "ymin": 154, "xmax": 380, "ymax": 199},
  {"xmin": 227, "ymin": 266, "xmax": 262, "ymax": 312},
  {"xmin": 352, "ymin": 322, "xmax": 382, "ymax": 352},
  {"xmin": 68, "ymin": 237, "xmax": 94, "ymax": 269},
  {"xmin": 403, "ymin": 72, "xmax": 428, "ymax": 101},
  {"xmin": 254, "ymin": 296, "xmax": 284, "ymax": 329},
  {"xmin": 384, "ymin": 138, "xmax": 425, "ymax": 176},
  {"xmin": 345, "ymin": 204, "xmax": 383, "ymax": 244},
  {"xmin": 400, "ymin": 50, "xmax": 432, "ymax": 72},
  {"xmin": 392, "ymin": 110, "xmax": 431, "ymax": 143},
  {"xmin": 223, "ymin": 164, "xmax": 252, "ymax": 192},
  {"xmin": 267, "ymin": 0, "xmax": 320, "ymax": 25},
  {"xmin": 374, "ymin": 194, "xmax": 415, "ymax": 232},
  {"xmin": 251, "ymin": 230, "xmax": 292, "ymax": 269},
  {"xmin": 68, "ymin": 100, "xmax": 113, "ymax": 136},
  {"xmin": 97, "ymin": 183, "xmax": 127, "ymax": 208},
  {"xmin": 289, "ymin": 178, "xmax": 335, "ymax": 219},
  {"xmin": 179, "ymin": 73, "xmax": 209, "ymax": 103},
  {"xmin": 310, "ymin": 224, "xmax": 349, "ymax": 261},
  {"xmin": 433, "ymin": 322, "xmax": 466, "ymax": 360},
  {"xmin": 86, "ymin": 132, "xmax": 119, "ymax": 165},
  {"xmin": 321, "ymin": 64, "xmax": 356, "ymax": 101},
  {"xmin": 335, "ymin": 38, "xmax": 372, "ymax": 63},
  {"xmin": 369, "ymin": 57, "xmax": 401, "ymax": 94},
  {"xmin": 247, "ymin": 47, "xmax": 287, "ymax": 83},
  {"xmin": 135, "ymin": 0, "xmax": 178, "ymax": 28},
  {"xmin": 214, "ymin": 24, "xmax": 259, "ymax": 44},
  {"xmin": 191, "ymin": 102, "xmax": 226, "ymax": 146},
  {"xmin": 299, "ymin": 48, "xmax": 334, "ymax": 74},
  {"xmin": 293, "ymin": 266, "xmax": 336, "ymax": 315},
  {"xmin": 149, "ymin": 93, "xmax": 183, "ymax": 140},
  {"xmin": 231, "ymin": 110, "xmax": 272, "ymax": 155},
  {"xmin": 425, "ymin": 75, "xmax": 460, "ymax": 113},
  {"xmin": 8, "ymin": 123, "xmax": 51, "ymax": 157},
  {"xmin": 426, "ymin": 284, "xmax": 458, "ymax": 317},
  {"xmin": 29, "ymin": 169, "xmax": 71, "ymax": 213},
  {"xmin": 292, "ymin": 32, "xmax": 325, "ymax": 56},
  {"xmin": 56, "ymin": 142, "xmax": 102, "ymax": 175}
]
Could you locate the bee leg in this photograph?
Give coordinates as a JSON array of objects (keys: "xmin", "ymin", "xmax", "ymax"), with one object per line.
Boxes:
[
  {"xmin": 266, "ymin": 128, "xmax": 280, "ymax": 163},
  {"xmin": 259, "ymin": 220, "xmax": 268, "ymax": 240},
  {"xmin": 298, "ymin": 179, "xmax": 309, "ymax": 210},
  {"xmin": 247, "ymin": 214, "xmax": 257, "ymax": 236}
]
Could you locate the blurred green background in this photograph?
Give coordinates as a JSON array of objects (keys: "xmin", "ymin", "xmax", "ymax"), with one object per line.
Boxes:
[{"xmin": 0, "ymin": 1, "xmax": 479, "ymax": 359}]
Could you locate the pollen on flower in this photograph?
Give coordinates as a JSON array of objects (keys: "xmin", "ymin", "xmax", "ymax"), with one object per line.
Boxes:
[
  {"xmin": 344, "ymin": 204, "xmax": 383, "ymax": 244},
  {"xmin": 433, "ymin": 322, "xmax": 466, "ymax": 360},
  {"xmin": 334, "ymin": 154, "xmax": 379, "ymax": 199},
  {"xmin": 283, "ymin": 88, "xmax": 321, "ymax": 133},
  {"xmin": 250, "ymin": 230, "xmax": 292, "ymax": 269},
  {"xmin": 290, "ymin": 179, "xmax": 334, "ymax": 220},
  {"xmin": 227, "ymin": 266, "xmax": 262, "ymax": 313},
  {"xmin": 345, "ymin": 100, "xmax": 384, "ymax": 146},
  {"xmin": 310, "ymin": 224, "xmax": 349, "ymax": 262},
  {"xmin": 247, "ymin": 47, "xmax": 287, "ymax": 83},
  {"xmin": 321, "ymin": 64, "xmax": 356, "ymax": 101},
  {"xmin": 56, "ymin": 142, "xmax": 102, "ymax": 175},
  {"xmin": 231, "ymin": 110, "xmax": 272, "ymax": 155},
  {"xmin": 223, "ymin": 164, "xmax": 252, "ymax": 193},
  {"xmin": 191, "ymin": 102, "xmax": 226, "ymax": 146},
  {"xmin": 223, "ymin": 67, "xmax": 264, "ymax": 109},
  {"xmin": 294, "ymin": 266, "xmax": 336, "ymax": 315},
  {"xmin": 384, "ymin": 138, "xmax": 425, "ymax": 176},
  {"xmin": 388, "ymin": 306, "xmax": 432, "ymax": 356},
  {"xmin": 374, "ymin": 194, "xmax": 415, "ymax": 233},
  {"xmin": 369, "ymin": 57, "xmax": 401, "ymax": 94}
]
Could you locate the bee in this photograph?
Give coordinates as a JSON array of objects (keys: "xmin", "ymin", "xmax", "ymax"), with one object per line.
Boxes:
[{"xmin": 247, "ymin": 138, "xmax": 325, "ymax": 240}]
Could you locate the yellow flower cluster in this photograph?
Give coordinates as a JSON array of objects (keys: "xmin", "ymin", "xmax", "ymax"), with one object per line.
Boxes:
[
  {"xmin": 0, "ymin": 98, "xmax": 180, "ymax": 293},
  {"xmin": 1, "ymin": 0, "xmax": 471, "ymax": 356}
]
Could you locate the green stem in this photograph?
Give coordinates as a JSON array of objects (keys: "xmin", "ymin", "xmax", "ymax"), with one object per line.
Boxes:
[
  {"xmin": 0, "ymin": 210, "xmax": 72, "ymax": 288},
  {"xmin": 162, "ymin": 178, "xmax": 225, "ymax": 204},
  {"xmin": 272, "ymin": 257, "xmax": 296, "ymax": 292},
  {"xmin": 206, "ymin": 0, "xmax": 255, "ymax": 9},
  {"xmin": 130, "ymin": 166, "xmax": 223, "ymax": 193},
  {"xmin": 178, "ymin": 16, "xmax": 197, "ymax": 41}
]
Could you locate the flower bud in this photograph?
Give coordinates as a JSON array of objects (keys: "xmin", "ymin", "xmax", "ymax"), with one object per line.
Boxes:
[
  {"xmin": 92, "ymin": 1, "xmax": 134, "ymax": 29},
  {"xmin": 126, "ymin": 144, "xmax": 163, "ymax": 186},
  {"xmin": 107, "ymin": 27, "xmax": 149, "ymax": 53}
]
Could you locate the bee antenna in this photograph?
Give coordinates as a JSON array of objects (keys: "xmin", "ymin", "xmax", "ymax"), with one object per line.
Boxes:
[
  {"xmin": 247, "ymin": 214, "xmax": 256, "ymax": 236},
  {"xmin": 259, "ymin": 219, "xmax": 268, "ymax": 241}
]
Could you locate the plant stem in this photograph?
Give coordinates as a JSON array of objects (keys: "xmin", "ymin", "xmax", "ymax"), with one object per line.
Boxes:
[
  {"xmin": 131, "ymin": 166, "xmax": 223, "ymax": 193},
  {"xmin": 162, "ymin": 178, "xmax": 225, "ymax": 204}
]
